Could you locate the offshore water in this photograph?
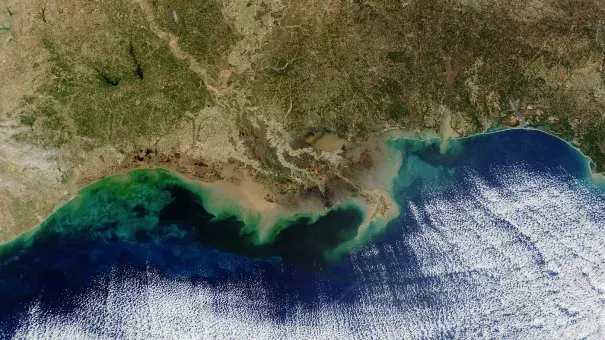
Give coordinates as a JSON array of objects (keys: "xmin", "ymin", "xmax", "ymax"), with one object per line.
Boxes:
[{"xmin": 1, "ymin": 129, "xmax": 605, "ymax": 338}]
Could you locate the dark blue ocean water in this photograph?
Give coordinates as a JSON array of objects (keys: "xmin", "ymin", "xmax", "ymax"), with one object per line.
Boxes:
[{"xmin": 1, "ymin": 129, "xmax": 604, "ymax": 339}]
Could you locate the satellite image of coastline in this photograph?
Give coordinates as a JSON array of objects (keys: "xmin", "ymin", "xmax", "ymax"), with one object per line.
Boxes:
[{"xmin": 1, "ymin": 0, "xmax": 605, "ymax": 339}]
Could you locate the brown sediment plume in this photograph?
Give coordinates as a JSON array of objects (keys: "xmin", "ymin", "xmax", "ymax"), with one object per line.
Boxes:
[
  {"xmin": 439, "ymin": 106, "xmax": 460, "ymax": 154},
  {"xmin": 14, "ymin": 115, "xmax": 409, "ymax": 258},
  {"xmin": 152, "ymin": 128, "xmax": 406, "ymax": 251},
  {"xmin": 193, "ymin": 176, "xmax": 327, "ymax": 244},
  {"xmin": 312, "ymin": 132, "xmax": 350, "ymax": 152}
]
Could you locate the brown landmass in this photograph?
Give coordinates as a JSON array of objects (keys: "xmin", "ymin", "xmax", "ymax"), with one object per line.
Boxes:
[{"xmin": 1, "ymin": 0, "xmax": 605, "ymax": 242}]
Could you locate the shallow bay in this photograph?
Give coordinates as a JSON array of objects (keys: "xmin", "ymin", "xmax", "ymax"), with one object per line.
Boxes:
[{"xmin": 2, "ymin": 129, "xmax": 605, "ymax": 338}]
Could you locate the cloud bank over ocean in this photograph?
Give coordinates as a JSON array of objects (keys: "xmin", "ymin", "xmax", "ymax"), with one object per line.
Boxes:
[{"xmin": 2, "ymin": 129, "xmax": 605, "ymax": 338}]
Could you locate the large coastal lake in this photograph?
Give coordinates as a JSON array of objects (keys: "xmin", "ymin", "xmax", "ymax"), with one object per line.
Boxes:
[{"xmin": 1, "ymin": 129, "xmax": 604, "ymax": 338}]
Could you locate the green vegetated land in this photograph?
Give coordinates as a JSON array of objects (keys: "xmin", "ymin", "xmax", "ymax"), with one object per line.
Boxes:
[
  {"xmin": 18, "ymin": 0, "xmax": 219, "ymax": 148},
  {"xmin": 250, "ymin": 0, "xmax": 605, "ymax": 170},
  {"xmin": 15, "ymin": 0, "xmax": 605, "ymax": 171}
]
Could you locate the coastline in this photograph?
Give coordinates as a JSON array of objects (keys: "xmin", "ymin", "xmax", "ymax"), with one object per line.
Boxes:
[
  {"xmin": 0, "ymin": 127, "xmax": 602, "ymax": 263},
  {"xmin": 380, "ymin": 126, "xmax": 605, "ymax": 183},
  {"xmin": 0, "ymin": 166, "xmax": 399, "ymax": 265}
]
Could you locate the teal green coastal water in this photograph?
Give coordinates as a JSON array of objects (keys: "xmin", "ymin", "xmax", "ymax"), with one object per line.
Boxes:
[
  {"xmin": 1, "ymin": 128, "xmax": 605, "ymax": 338},
  {"xmin": 0, "ymin": 168, "xmax": 386, "ymax": 270}
]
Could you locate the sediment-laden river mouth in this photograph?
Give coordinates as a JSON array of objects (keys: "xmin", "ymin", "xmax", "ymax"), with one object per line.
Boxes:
[{"xmin": 1, "ymin": 129, "xmax": 604, "ymax": 339}]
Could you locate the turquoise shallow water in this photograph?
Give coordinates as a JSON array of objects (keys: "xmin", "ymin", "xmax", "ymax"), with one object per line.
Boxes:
[
  {"xmin": 0, "ymin": 168, "xmax": 367, "ymax": 271},
  {"xmin": 1, "ymin": 128, "xmax": 605, "ymax": 338}
]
